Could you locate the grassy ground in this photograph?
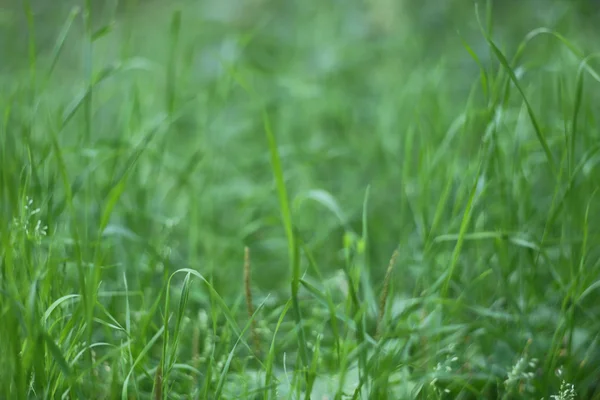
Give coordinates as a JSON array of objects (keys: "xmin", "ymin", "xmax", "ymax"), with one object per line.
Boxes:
[{"xmin": 2, "ymin": 0, "xmax": 600, "ymax": 398}]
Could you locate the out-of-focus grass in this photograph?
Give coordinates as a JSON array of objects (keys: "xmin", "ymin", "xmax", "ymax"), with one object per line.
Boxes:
[{"xmin": 2, "ymin": 0, "xmax": 600, "ymax": 398}]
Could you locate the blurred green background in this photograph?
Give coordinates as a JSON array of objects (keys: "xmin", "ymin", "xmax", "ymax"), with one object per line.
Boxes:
[{"xmin": 2, "ymin": 0, "xmax": 596, "ymax": 289}]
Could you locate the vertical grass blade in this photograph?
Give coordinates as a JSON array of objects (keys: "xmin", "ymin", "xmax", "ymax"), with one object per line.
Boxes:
[
  {"xmin": 261, "ymin": 110, "xmax": 310, "ymax": 373},
  {"xmin": 441, "ymin": 165, "xmax": 481, "ymax": 298}
]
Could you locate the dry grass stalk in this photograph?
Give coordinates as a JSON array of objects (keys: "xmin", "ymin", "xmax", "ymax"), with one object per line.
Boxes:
[
  {"xmin": 244, "ymin": 246, "xmax": 261, "ymax": 356},
  {"xmin": 376, "ymin": 248, "xmax": 399, "ymax": 340}
]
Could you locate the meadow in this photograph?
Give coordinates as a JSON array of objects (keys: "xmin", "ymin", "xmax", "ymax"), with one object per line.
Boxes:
[{"xmin": 1, "ymin": 0, "xmax": 600, "ymax": 398}]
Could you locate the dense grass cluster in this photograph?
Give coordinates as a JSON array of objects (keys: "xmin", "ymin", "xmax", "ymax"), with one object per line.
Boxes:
[{"xmin": 2, "ymin": 0, "xmax": 600, "ymax": 398}]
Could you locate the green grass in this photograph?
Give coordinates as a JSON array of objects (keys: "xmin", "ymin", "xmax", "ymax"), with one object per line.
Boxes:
[{"xmin": 2, "ymin": 0, "xmax": 600, "ymax": 398}]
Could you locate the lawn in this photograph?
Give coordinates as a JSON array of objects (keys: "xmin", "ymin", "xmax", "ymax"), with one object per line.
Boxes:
[{"xmin": 1, "ymin": 0, "xmax": 600, "ymax": 398}]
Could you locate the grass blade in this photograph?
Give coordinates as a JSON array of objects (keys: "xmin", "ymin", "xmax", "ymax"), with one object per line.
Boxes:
[
  {"xmin": 261, "ymin": 110, "xmax": 310, "ymax": 373},
  {"xmin": 441, "ymin": 166, "xmax": 481, "ymax": 298},
  {"xmin": 475, "ymin": 7, "xmax": 556, "ymax": 173}
]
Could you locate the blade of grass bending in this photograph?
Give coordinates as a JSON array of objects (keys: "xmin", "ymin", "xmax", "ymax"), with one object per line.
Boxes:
[
  {"xmin": 122, "ymin": 326, "xmax": 165, "ymax": 400},
  {"xmin": 92, "ymin": 22, "xmax": 115, "ymax": 42},
  {"xmin": 294, "ymin": 189, "xmax": 350, "ymax": 231},
  {"xmin": 475, "ymin": 6, "xmax": 556, "ymax": 174},
  {"xmin": 61, "ymin": 60, "xmax": 153, "ymax": 129},
  {"xmin": 44, "ymin": 7, "xmax": 80, "ymax": 88},
  {"xmin": 570, "ymin": 54, "xmax": 600, "ymax": 175},
  {"xmin": 512, "ymin": 28, "xmax": 585, "ymax": 69},
  {"xmin": 41, "ymin": 330, "xmax": 71, "ymax": 378},
  {"xmin": 459, "ymin": 36, "xmax": 489, "ymax": 102},
  {"xmin": 161, "ymin": 269, "xmax": 260, "ymax": 369},
  {"xmin": 43, "ymin": 295, "xmax": 80, "ymax": 326}
]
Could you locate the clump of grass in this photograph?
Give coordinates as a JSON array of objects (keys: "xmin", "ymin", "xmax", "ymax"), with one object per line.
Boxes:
[{"xmin": 2, "ymin": 0, "xmax": 600, "ymax": 399}]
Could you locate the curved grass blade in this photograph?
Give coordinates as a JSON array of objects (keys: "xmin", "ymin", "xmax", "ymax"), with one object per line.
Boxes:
[
  {"xmin": 214, "ymin": 299, "xmax": 268, "ymax": 400},
  {"xmin": 121, "ymin": 326, "xmax": 165, "ymax": 400},
  {"xmin": 44, "ymin": 6, "xmax": 80, "ymax": 86},
  {"xmin": 475, "ymin": 7, "xmax": 556, "ymax": 173}
]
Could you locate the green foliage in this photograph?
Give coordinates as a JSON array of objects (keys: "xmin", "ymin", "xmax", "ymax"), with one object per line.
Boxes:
[{"xmin": 1, "ymin": 0, "xmax": 600, "ymax": 398}]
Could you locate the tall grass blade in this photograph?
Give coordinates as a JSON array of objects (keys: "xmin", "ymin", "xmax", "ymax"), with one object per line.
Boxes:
[{"xmin": 261, "ymin": 110, "xmax": 310, "ymax": 372}]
